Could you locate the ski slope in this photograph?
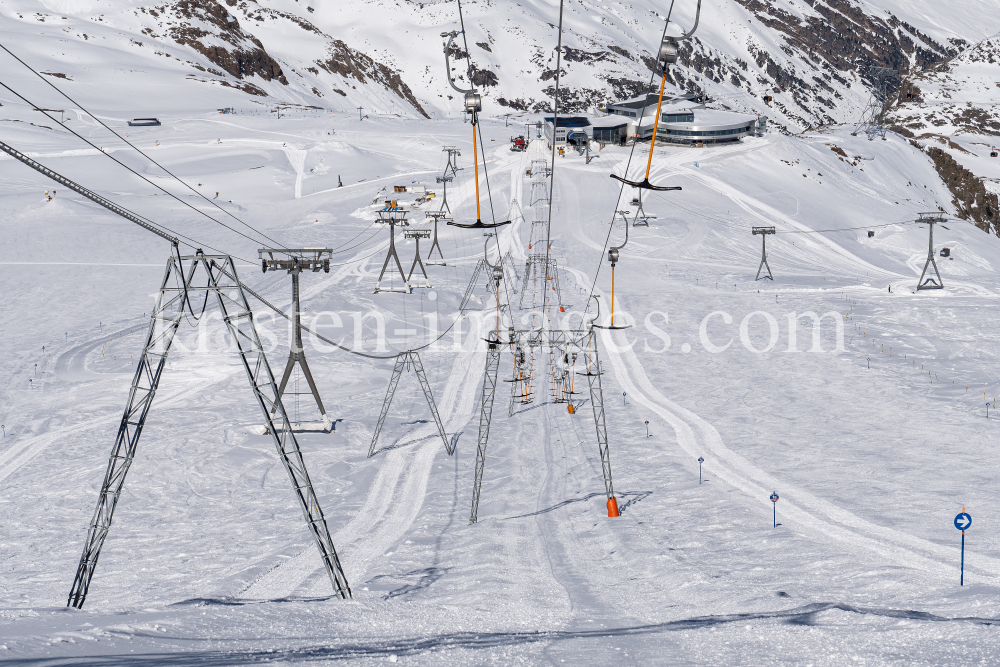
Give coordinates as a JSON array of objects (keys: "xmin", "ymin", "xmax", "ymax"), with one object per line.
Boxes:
[{"xmin": 2, "ymin": 94, "xmax": 1000, "ymax": 665}]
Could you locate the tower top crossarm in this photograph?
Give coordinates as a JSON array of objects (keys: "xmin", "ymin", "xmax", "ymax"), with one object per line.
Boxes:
[
  {"xmin": 917, "ymin": 212, "xmax": 947, "ymax": 224},
  {"xmin": 752, "ymin": 226, "xmax": 776, "ymax": 235},
  {"xmin": 377, "ymin": 209, "xmax": 409, "ymax": 225},
  {"xmin": 259, "ymin": 248, "xmax": 332, "ymax": 273}
]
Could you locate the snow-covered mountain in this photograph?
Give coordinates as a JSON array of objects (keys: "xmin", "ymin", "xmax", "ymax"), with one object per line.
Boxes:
[{"xmin": 4, "ymin": 0, "xmax": 999, "ymax": 131}]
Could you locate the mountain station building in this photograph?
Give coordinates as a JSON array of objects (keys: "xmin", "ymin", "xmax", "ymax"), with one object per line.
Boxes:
[{"xmin": 604, "ymin": 94, "xmax": 763, "ymax": 146}]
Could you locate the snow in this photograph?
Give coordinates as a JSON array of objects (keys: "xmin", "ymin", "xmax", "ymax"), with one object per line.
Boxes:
[{"xmin": 4, "ymin": 9, "xmax": 1000, "ymax": 665}]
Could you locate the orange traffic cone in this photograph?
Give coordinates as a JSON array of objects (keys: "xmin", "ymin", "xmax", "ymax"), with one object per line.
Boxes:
[{"xmin": 607, "ymin": 497, "xmax": 620, "ymax": 517}]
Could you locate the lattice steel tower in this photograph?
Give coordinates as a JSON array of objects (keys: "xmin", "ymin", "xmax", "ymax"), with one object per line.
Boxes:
[{"xmin": 852, "ymin": 66, "xmax": 898, "ymax": 141}]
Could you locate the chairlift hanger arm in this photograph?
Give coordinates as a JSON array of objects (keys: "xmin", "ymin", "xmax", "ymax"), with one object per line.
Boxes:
[
  {"xmin": 441, "ymin": 31, "xmax": 474, "ymax": 94},
  {"xmin": 674, "ymin": 0, "xmax": 702, "ymax": 41},
  {"xmin": 0, "ymin": 138, "xmax": 179, "ymax": 248}
]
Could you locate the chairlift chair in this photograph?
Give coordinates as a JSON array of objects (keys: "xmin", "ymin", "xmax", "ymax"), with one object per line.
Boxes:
[{"xmin": 992, "ymin": 147, "xmax": 998, "ymax": 158}]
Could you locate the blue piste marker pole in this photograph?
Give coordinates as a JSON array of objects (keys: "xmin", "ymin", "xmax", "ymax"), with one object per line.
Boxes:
[
  {"xmin": 867, "ymin": 357, "xmax": 870, "ymax": 369},
  {"xmin": 623, "ymin": 392, "xmax": 626, "ymax": 406},
  {"xmin": 698, "ymin": 457, "xmax": 704, "ymax": 484},
  {"xmin": 955, "ymin": 509, "xmax": 972, "ymax": 586},
  {"xmin": 644, "ymin": 420, "xmax": 649, "ymax": 437},
  {"xmin": 770, "ymin": 491, "xmax": 779, "ymax": 527},
  {"xmin": 1, "ymin": 425, "xmax": 5, "ymax": 438}
]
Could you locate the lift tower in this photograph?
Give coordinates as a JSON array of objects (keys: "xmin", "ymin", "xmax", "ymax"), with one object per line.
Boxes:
[
  {"xmin": 261, "ymin": 248, "xmax": 333, "ymax": 431},
  {"xmin": 852, "ymin": 66, "xmax": 898, "ymax": 141},
  {"xmin": 425, "ymin": 210, "xmax": 449, "ymax": 264},
  {"xmin": 752, "ymin": 226, "xmax": 775, "ymax": 280},
  {"xmin": 0, "ymin": 139, "xmax": 352, "ymax": 608},
  {"xmin": 916, "ymin": 212, "xmax": 946, "ymax": 290},
  {"xmin": 374, "ymin": 209, "xmax": 412, "ymax": 294}
]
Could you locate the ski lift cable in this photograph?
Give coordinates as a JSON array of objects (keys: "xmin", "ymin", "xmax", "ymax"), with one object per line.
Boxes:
[
  {"xmin": 0, "ymin": 79, "xmax": 276, "ymax": 250},
  {"xmin": 0, "ymin": 43, "xmax": 285, "ymax": 249},
  {"xmin": 1, "ymin": 131, "xmax": 471, "ymax": 359},
  {"xmin": 541, "ymin": 0, "xmax": 568, "ymax": 314},
  {"xmin": 581, "ymin": 1, "xmax": 677, "ymax": 320},
  {"xmin": 0, "ymin": 136, "xmax": 253, "ymax": 263}
]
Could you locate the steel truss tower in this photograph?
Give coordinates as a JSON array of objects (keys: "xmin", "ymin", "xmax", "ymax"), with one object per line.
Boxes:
[
  {"xmin": 852, "ymin": 66, "xmax": 898, "ymax": 141},
  {"xmin": 67, "ymin": 252, "xmax": 350, "ymax": 609},
  {"xmin": 260, "ymin": 248, "xmax": 333, "ymax": 430},
  {"xmin": 752, "ymin": 226, "xmax": 775, "ymax": 280},
  {"xmin": 469, "ymin": 326, "xmax": 617, "ymax": 524},
  {"xmin": 916, "ymin": 212, "xmax": 946, "ymax": 290},
  {"xmin": 519, "ymin": 254, "xmax": 563, "ymax": 309},
  {"xmin": 632, "ymin": 191, "xmax": 650, "ymax": 226},
  {"xmin": 368, "ymin": 350, "xmax": 451, "ymax": 457},
  {"xmin": 374, "ymin": 209, "xmax": 412, "ymax": 294}
]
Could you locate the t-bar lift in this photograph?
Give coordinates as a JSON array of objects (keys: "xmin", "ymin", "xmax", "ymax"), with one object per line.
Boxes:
[
  {"xmin": 0, "ymin": 138, "xmax": 351, "ymax": 608},
  {"xmin": 442, "ymin": 30, "xmax": 511, "ymax": 230},
  {"xmin": 610, "ymin": 0, "xmax": 700, "ymax": 191}
]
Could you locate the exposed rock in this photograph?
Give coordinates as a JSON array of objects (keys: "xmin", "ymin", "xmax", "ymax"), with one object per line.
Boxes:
[
  {"xmin": 317, "ymin": 40, "xmax": 429, "ymax": 118},
  {"xmin": 165, "ymin": 0, "xmax": 288, "ymax": 84}
]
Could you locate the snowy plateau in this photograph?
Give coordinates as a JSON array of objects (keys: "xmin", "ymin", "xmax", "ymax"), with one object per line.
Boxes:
[{"xmin": 5, "ymin": 0, "xmax": 1000, "ymax": 664}]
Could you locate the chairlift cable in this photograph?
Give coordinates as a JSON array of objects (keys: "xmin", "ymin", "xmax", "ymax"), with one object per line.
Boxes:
[
  {"xmin": 0, "ymin": 43, "xmax": 285, "ymax": 248},
  {"xmin": 0, "ymin": 79, "xmax": 275, "ymax": 250},
  {"xmin": 541, "ymin": 0, "xmax": 568, "ymax": 314},
  {"xmin": 582, "ymin": 1, "xmax": 676, "ymax": 321}
]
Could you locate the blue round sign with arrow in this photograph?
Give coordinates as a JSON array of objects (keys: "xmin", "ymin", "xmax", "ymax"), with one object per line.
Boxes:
[{"xmin": 955, "ymin": 512, "xmax": 972, "ymax": 531}]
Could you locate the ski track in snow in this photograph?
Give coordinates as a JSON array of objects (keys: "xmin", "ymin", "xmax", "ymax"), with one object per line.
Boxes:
[
  {"xmin": 283, "ymin": 148, "xmax": 307, "ymax": 199},
  {"xmin": 238, "ymin": 318, "xmax": 485, "ymax": 599},
  {"xmin": 562, "ymin": 264, "xmax": 1000, "ymax": 581}
]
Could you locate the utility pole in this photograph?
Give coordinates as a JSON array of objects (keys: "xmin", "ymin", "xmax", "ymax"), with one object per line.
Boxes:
[{"xmin": 260, "ymin": 248, "xmax": 334, "ymax": 430}]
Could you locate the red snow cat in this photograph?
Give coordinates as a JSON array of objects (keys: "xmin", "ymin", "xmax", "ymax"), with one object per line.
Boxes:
[{"xmin": 510, "ymin": 135, "xmax": 527, "ymax": 152}]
